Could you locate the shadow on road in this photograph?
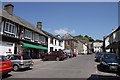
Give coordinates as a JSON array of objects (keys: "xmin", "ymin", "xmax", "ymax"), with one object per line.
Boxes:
[
  {"xmin": 87, "ymin": 74, "xmax": 120, "ymax": 80},
  {"xmin": 2, "ymin": 74, "xmax": 12, "ymax": 79},
  {"xmin": 17, "ymin": 67, "xmax": 33, "ymax": 72}
]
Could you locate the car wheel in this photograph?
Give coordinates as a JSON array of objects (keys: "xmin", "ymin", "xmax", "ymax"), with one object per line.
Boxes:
[
  {"xmin": 56, "ymin": 57, "xmax": 60, "ymax": 61},
  {"xmin": 13, "ymin": 65, "xmax": 19, "ymax": 71}
]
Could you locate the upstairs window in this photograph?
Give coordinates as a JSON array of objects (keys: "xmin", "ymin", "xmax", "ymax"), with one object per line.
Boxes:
[
  {"xmin": 4, "ymin": 21, "xmax": 16, "ymax": 35},
  {"xmin": 50, "ymin": 37, "xmax": 53, "ymax": 44},
  {"xmin": 40, "ymin": 36, "xmax": 46, "ymax": 44},
  {"xmin": 34, "ymin": 33, "xmax": 39, "ymax": 41},
  {"xmin": 24, "ymin": 29, "xmax": 32, "ymax": 39}
]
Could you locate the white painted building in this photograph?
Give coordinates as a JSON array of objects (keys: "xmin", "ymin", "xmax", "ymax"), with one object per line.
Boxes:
[
  {"xmin": 93, "ymin": 42, "xmax": 103, "ymax": 53},
  {"xmin": 48, "ymin": 37, "xmax": 64, "ymax": 52},
  {"xmin": 105, "ymin": 36, "xmax": 110, "ymax": 52},
  {"xmin": 0, "ymin": 41, "xmax": 15, "ymax": 56},
  {"xmin": 42, "ymin": 31, "xmax": 65, "ymax": 52}
]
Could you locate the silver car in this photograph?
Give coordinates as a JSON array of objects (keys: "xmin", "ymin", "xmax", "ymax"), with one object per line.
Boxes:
[{"xmin": 7, "ymin": 54, "xmax": 34, "ymax": 71}]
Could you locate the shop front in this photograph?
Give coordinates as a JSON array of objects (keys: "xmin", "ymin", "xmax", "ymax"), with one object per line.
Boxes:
[{"xmin": 21, "ymin": 42, "xmax": 48, "ymax": 59}]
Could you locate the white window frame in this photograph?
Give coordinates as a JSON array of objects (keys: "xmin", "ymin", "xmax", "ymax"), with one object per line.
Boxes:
[{"xmin": 4, "ymin": 21, "xmax": 16, "ymax": 35}]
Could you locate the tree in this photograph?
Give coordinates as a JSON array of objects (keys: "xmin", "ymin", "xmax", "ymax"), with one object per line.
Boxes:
[{"xmin": 74, "ymin": 35, "xmax": 94, "ymax": 42}]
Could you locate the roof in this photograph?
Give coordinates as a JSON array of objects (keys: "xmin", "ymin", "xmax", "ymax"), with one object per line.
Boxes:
[
  {"xmin": 42, "ymin": 30, "xmax": 55, "ymax": 37},
  {"xmin": 76, "ymin": 38, "xmax": 89, "ymax": 44},
  {"xmin": 62, "ymin": 33, "xmax": 74, "ymax": 40},
  {"xmin": 0, "ymin": 7, "xmax": 47, "ymax": 37},
  {"xmin": 105, "ymin": 26, "xmax": 120, "ymax": 39},
  {"xmin": 42, "ymin": 30, "xmax": 61, "ymax": 40}
]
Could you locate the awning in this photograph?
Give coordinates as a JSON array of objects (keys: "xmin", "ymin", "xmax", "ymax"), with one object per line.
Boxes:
[{"xmin": 22, "ymin": 42, "xmax": 48, "ymax": 50}]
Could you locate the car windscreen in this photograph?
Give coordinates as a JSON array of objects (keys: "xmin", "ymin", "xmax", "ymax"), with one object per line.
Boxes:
[
  {"xmin": 23, "ymin": 55, "xmax": 32, "ymax": 60},
  {"xmin": 0, "ymin": 56, "xmax": 8, "ymax": 61}
]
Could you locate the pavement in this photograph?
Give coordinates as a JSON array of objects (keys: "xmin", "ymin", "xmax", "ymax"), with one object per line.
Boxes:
[{"xmin": 32, "ymin": 58, "xmax": 42, "ymax": 64}]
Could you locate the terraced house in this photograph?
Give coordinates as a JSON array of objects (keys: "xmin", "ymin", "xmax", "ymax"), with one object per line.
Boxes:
[
  {"xmin": 105, "ymin": 26, "xmax": 120, "ymax": 58},
  {"xmin": 0, "ymin": 4, "xmax": 48, "ymax": 59},
  {"xmin": 42, "ymin": 30, "xmax": 64, "ymax": 52}
]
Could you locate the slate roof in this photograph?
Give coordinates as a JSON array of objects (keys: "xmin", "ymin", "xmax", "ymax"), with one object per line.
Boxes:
[
  {"xmin": 62, "ymin": 33, "xmax": 74, "ymax": 40},
  {"xmin": 105, "ymin": 26, "xmax": 120, "ymax": 39},
  {"xmin": 0, "ymin": 7, "xmax": 47, "ymax": 37},
  {"xmin": 42, "ymin": 30, "xmax": 61, "ymax": 40},
  {"xmin": 74, "ymin": 37, "xmax": 89, "ymax": 45}
]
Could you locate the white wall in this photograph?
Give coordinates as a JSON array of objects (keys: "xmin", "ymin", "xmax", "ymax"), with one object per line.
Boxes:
[
  {"xmin": 93, "ymin": 42, "xmax": 103, "ymax": 52},
  {"xmin": 48, "ymin": 37, "xmax": 64, "ymax": 52},
  {"xmin": 82, "ymin": 44, "xmax": 87, "ymax": 54},
  {"xmin": 0, "ymin": 41, "xmax": 15, "ymax": 56},
  {"xmin": 105, "ymin": 37, "xmax": 110, "ymax": 52}
]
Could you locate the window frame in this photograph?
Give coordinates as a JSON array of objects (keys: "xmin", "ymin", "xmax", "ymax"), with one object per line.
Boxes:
[{"xmin": 4, "ymin": 21, "xmax": 17, "ymax": 35}]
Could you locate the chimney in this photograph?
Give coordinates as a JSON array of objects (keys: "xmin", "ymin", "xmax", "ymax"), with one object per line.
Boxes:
[
  {"xmin": 37, "ymin": 21, "xmax": 42, "ymax": 30},
  {"xmin": 4, "ymin": 4, "xmax": 14, "ymax": 15}
]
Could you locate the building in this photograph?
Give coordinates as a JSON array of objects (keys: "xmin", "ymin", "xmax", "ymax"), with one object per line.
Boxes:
[
  {"xmin": 93, "ymin": 42, "xmax": 103, "ymax": 53},
  {"xmin": 0, "ymin": 4, "xmax": 48, "ymax": 59},
  {"xmin": 88, "ymin": 42, "xmax": 94, "ymax": 54},
  {"xmin": 63, "ymin": 33, "xmax": 78, "ymax": 53},
  {"xmin": 42, "ymin": 30, "xmax": 64, "ymax": 52},
  {"xmin": 76, "ymin": 38, "xmax": 88, "ymax": 55},
  {"xmin": 104, "ymin": 26, "xmax": 120, "ymax": 58}
]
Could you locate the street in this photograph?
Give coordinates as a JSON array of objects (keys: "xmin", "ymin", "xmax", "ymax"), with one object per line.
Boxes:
[{"xmin": 3, "ymin": 54, "xmax": 119, "ymax": 79}]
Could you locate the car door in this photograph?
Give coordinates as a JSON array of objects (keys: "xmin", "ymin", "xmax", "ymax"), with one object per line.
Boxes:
[{"xmin": 45, "ymin": 52, "xmax": 52, "ymax": 60}]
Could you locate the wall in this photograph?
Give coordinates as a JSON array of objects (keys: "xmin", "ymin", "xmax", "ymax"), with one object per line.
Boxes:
[{"xmin": 0, "ymin": 41, "xmax": 15, "ymax": 55}]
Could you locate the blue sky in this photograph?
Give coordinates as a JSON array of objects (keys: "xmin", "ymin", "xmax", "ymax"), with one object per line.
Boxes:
[{"xmin": 2, "ymin": 2, "xmax": 118, "ymax": 40}]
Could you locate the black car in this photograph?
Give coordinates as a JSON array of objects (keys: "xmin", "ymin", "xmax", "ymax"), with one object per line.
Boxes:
[
  {"xmin": 95, "ymin": 52, "xmax": 104, "ymax": 62},
  {"xmin": 100, "ymin": 53, "xmax": 119, "ymax": 72}
]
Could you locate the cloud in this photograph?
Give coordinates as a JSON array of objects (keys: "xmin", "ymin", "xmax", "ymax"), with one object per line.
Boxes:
[{"xmin": 54, "ymin": 28, "xmax": 75, "ymax": 35}]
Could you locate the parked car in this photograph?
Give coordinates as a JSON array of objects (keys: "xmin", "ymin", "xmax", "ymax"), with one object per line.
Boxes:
[
  {"xmin": 95, "ymin": 52, "xmax": 104, "ymax": 62},
  {"xmin": 7, "ymin": 54, "xmax": 34, "ymax": 71},
  {"xmin": 100, "ymin": 53, "xmax": 119, "ymax": 72},
  {"xmin": 0, "ymin": 55, "xmax": 12, "ymax": 75},
  {"xmin": 63, "ymin": 49, "xmax": 73, "ymax": 58},
  {"xmin": 41, "ymin": 51, "xmax": 66, "ymax": 61}
]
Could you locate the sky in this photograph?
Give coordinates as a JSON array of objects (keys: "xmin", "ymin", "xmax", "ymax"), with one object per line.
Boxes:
[{"xmin": 2, "ymin": 2, "xmax": 119, "ymax": 40}]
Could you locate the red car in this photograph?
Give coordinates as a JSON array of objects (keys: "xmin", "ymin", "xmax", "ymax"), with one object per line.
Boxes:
[
  {"xmin": 0, "ymin": 55, "xmax": 12, "ymax": 75},
  {"xmin": 41, "ymin": 51, "xmax": 66, "ymax": 61}
]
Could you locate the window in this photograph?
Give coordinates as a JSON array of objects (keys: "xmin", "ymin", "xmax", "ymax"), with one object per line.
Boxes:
[
  {"xmin": 0, "ymin": 56, "xmax": 8, "ymax": 61},
  {"xmin": 24, "ymin": 29, "xmax": 32, "ymax": 39},
  {"xmin": 50, "ymin": 37, "xmax": 53, "ymax": 44},
  {"xmin": 55, "ymin": 40, "xmax": 57, "ymax": 45},
  {"xmin": 34, "ymin": 33, "xmax": 39, "ymax": 41},
  {"xmin": 40, "ymin": 36, "xmax": 46, "ymax": 44},
  {"xmin": 66, "ymin": 41, "xmax": 70, "ymax": 45},
  {"xmin": 4, "ymin": 21, "xmax": 16, "ymax": 35}
]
